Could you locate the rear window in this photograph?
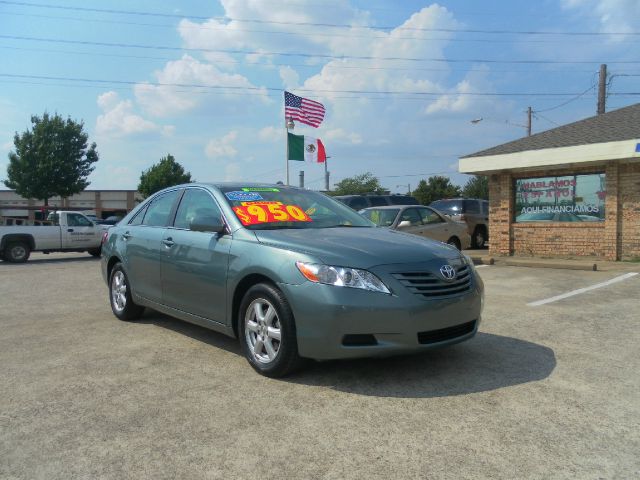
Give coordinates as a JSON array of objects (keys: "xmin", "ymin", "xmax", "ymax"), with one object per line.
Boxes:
[
  {"xmin": 346, "ymin": 197, "xmax": 368, "ymax": 210},
  {"xmin": 464, "ymin": 200, "xmax": 480, "ymax": 214},
  {"xmin": 430, "ymin": 199, "xmax": 462, "ymax": 213},
  {"xmin": 389, "ymin": 196, "xmax": 419, "ymax": 205},
  {"xmin": 360, "ymin": 208, "xmax": 400, "ymax": 227},
  {"xmin": 368, "ymin": 196, "xmax": 387, "ymax": 207}
]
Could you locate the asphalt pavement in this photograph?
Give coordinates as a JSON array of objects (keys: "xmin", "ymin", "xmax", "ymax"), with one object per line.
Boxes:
[{"xmin": 0, "ymin": 252, "xmax": 638, "ymax": 479}]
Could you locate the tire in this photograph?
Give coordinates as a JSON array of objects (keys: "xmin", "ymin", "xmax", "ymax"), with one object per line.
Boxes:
[
  {"xmin": 109, "ymin": 263, "xmax": 144, "ymax": 321},
  {"xmin": 239, "ymin": 282, "xmax": 304, "ymax": 378},
  {"xmin": 471, "ymin": 227, "xmax": 486, "ymax": 249},
  {"xmin": 4, "ymin": 242, "xmax": 31, "ymax": 263},
  {"xmin": 446, "ymin": 237, "xmax": 462, "ymax": 251},
  {"xmin": 88, "ymin": 247, "xmax": 102, "ymax": 257}
]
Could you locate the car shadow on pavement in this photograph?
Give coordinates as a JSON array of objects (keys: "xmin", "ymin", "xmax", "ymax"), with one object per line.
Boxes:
[
  {"xmin": 285, "ymin": 333, "xmax": 556, "ymax": 398},
  {"xmin": 138, "ymin": 310, "xmax": 242, "ymax": 356},
  {"xmin": 132, "ymin": 312, "xmax": 555, "ymax": 398},
  {"xmin": 0, "ymin": 256, "xmax": 99, "ymax": 266}
]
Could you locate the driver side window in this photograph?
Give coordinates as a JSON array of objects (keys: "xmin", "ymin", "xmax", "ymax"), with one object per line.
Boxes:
[{"xmin": 173, "ymin": 189, "xmax": 222, "ymax": 230}]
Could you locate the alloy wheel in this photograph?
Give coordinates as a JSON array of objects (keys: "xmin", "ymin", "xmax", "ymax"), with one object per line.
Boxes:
[
  {"xmin": 111, "ymin": 270, "xmax": 127, "ymax": 314},
  {"xmin": 244, "ymin": 298, "xmax": 282, "ymax": 364}
]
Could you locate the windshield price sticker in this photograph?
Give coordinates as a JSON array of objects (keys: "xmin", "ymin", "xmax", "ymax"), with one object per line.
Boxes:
[
  {"xmin": 241, "ymin": 201, "xmax": 283, "ymax": 206},
  {"xmin": 241, "ymin": 187, "xmax": 280, "ymax": 192},
  {"xmin": 225, "ymin": 191, "xmax": 264, "ymax": 202},
  {"xmin": 233, "ymin": 203, "xmax": 312, "ymax": 226}
]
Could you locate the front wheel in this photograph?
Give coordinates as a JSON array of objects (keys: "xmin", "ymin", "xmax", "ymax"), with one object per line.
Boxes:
[
  {"xmin": 446, "ymin": 237, "xmax": 462, "ymax": 250},
  {"xmin": 109, "ymin": 263, "xmax": 144, "ymax": 321},
  {"xmin": 239, "ymin": 283, "xmax": 304, "ymax": 378},
  {"xmin": 5, "ymin": 242, "xmax": 31, "ymax": 263}
]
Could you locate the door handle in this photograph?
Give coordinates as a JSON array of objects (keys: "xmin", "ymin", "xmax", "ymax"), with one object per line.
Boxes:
[
  {"xmin": 122, "ymin": 231, "xmax": 132, "ymax": 240},
  {"xmin": 162, "ymin": 238, "xmax": 175, "ymax": 247},
  {"xmin": 67, "ymin": 228, "xmax": 74, "ymax": 232}
]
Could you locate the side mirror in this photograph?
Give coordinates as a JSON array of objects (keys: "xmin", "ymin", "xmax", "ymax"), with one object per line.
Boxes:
[
  {"xmin": 189, "ymin": 215, "xmax": 226, "ymax": 234},
  {"xmin": 398, "ymin": 220, "xmax": 411, "ymax": 228}
]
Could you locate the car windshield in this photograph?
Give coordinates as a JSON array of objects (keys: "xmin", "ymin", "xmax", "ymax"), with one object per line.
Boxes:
[
  {"xmin": 430, "ymin": 199, "xmax": 462, "ymax": 213},
  {"xmin": 219, "ymin": 186, "xmax": 374, "ymax": 230},
  {"xmin": 360, "ymin": 208, "xmax": 400, "ymax": 227}
]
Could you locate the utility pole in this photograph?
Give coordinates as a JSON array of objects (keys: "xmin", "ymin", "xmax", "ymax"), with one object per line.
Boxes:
[
  {"xmin": 527, "ymin": 106, "xmax": 532, "ymax": 137},
  {"xmin": 324, "ymin": 157, "xmax": 330, "ymax": 191},
  {"xmin": 299, "ymin": 170, "xmax": 304, "ymax": 188},
  {"xmin": 597, "ymin": 64, "xmax": 607, "ymax": 115}
]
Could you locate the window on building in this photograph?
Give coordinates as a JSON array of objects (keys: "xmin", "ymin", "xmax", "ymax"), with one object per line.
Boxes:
[{"xmin": 514, "ymin": 173, "xmax": 606, "ymax": 223}]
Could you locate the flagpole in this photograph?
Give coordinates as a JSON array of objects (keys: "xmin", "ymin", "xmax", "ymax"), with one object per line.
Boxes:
[{"xmin": 285, "ymin": 117, "xmax": 294, "ymax": 186}]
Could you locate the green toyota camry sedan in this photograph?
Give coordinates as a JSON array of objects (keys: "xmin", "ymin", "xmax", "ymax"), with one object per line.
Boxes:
[{"xmin": 101, "ymin": 183, "xmax": 484, "ymax": 377}]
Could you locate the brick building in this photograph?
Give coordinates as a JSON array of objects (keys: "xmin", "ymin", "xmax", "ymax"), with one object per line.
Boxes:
[
  {"xmin": 0, "ymin": 189, "xmax": 140, "ymax": 220},
  {"xmin": 459, "ymin": 103, "xmax": 640, "ymax": 261}
]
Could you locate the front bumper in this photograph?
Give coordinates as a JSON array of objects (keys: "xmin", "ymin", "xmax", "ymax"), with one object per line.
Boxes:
[{"xmin": 280, "ymin": 261, "xmax": 483, "ymax": 360}]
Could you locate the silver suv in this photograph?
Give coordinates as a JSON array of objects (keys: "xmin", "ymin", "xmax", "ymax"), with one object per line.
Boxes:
[{"xmin": 430, "ymin": 198, "xmax": 489, "ymax": 249}]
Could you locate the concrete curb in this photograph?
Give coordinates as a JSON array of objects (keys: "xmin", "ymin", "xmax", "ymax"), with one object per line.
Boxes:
[{"xmin": 503, "ymin": 259, "xmax": 597, "ymax": 271}]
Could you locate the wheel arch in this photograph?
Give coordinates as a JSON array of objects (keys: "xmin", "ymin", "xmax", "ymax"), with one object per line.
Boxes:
[
  {"xmin": 106, "ymin": 255, "xmax": 123, "ymax": 281},
  {"xmin": 0, "ymin": 233, "xmax": 35, "ymax": 251},
  {"xmin": 231, "ymin": 273, "xmax": 278, "ymax": 338}
]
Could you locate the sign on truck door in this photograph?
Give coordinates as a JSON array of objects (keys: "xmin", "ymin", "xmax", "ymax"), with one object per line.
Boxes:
[{"xmin": 62, "ymin": 212, "xmax": 99, "ymax": 249}]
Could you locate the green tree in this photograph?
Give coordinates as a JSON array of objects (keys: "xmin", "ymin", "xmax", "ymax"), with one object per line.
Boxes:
[
  {"xmin": 4, "ymin": 112, "xmax": 99, "ymax": 207},
  {"xmin": 412, "ymin": 175, "xmax": 461, "ymax": 205},
  {"xmin": 462, "ymin": 175, "xmax": 488, "ymax": 199},
  {"xmin": 138, "ymin": 154, "xmax": 192, "ymax": 198},
  {"xmin": 332, "ymin": 172, "xmax": 386, "ymax": 195}
]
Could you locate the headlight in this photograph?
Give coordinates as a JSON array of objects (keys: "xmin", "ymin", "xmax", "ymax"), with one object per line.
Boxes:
[
  {"xmin": 296, "ymin": 261, "xmax": 391, "ymax": 294},
  {"xmin": 463, "ymin": 254, "xmax": 477, "ymax": 272}
]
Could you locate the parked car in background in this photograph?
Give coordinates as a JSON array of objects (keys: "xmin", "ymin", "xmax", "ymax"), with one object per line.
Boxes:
[
  {"xmin": 96, "ymin": 215, "xmax": 123, "ymax": 226},
  {"xmin": 334, "ymin": 194, "xmax": 419, "ymax": 210},
  {"xmin": 430, "ymin": 198, "xmax": 489, "ymax": 249},
  {"xmin": 0, "ymin": 211, "xmax": 103, "ymax": 262},
  {"xmin": 102, "ymin": 183, "xmax": 484, "ymax": 377},
  {"xmin": 359, "ymin": 205, "xmax": 471, "ymax": 250}
]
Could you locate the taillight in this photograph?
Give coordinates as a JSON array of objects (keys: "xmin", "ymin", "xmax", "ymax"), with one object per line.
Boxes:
[{"xmin": 101, "ymin": 231, "xmax": 109, "ymax": 244}]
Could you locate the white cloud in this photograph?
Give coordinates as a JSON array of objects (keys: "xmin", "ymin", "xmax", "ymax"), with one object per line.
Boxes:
[
  {"xmin": 323, "ymin": 128, "xmax": 362, "ymax": 145},
  {"xmin": 2, "ymin": 140, "xmax": 13, "ymax": 152},
  {"xmin": 96, "ymin": 91, "xmax": 172, "ymax": 137},
  {"xmin": 562, "ymin": 0, "xmax": 640, "ymax": 35},
  {"xmin": 205, "ymin": 130, "xmax": 238, "ymax": 159},
  {"xmin": 134, "ymin": 55, "xmax": 269, "ymax": 117},
  {"xmin": 279, "ymin": 66, "xmax": 299, "ymax": 89},
  {"xmin": 259, "ymin": 126, "xmax": 281, "ymax": 142}
]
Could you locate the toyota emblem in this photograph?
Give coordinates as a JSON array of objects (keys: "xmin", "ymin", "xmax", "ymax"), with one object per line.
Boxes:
[{"xmin": 439, "ymin": 264, "xmax": 456, "ymax": 281}]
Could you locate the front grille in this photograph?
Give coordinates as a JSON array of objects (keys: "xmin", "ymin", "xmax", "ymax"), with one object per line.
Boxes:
[
  {"xmin": 417, "ymin": 320, "xmax": 476, "ymax": 344},
  {"xmin": 392, "ymin": 265, "xmax": 472, "ymax": 298}
]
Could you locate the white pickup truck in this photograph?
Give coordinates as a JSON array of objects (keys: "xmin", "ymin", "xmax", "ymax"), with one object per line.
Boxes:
[{"xmin": 0, "ymin": 211, "xmax": 106, "ymax": 263}]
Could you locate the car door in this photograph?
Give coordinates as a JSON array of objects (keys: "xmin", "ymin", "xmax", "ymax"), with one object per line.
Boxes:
[
  {"xmin": 394, "ymin": 208, "xmax": 424, "ymax": 236},
  {"xmin": 62, "ymin": 212, "xmax": 100, "ymax": 249},
  {"xmin": 122, "ymin": 189, "xmax": 181, "ymax": 303},
  {"xmin": 160, "ymin": 188, "xmax": 231, "ymax": 324},
  {"xmin": 418, "ymin": 207, "xmax": 449, "ymax": 242}
]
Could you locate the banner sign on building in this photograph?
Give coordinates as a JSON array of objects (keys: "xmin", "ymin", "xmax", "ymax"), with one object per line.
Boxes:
[{"xmin": 515, "ymin": 173, "xmax": 606, "ymax": 222}]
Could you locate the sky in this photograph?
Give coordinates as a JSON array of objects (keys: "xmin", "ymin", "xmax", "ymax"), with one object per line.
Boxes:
[{"xmin": 0, "ymin": 0, "xmax": 639, "ymax": 193}]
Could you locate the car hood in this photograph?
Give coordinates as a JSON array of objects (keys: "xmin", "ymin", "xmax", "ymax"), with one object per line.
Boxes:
[{"xmin": 254, "ymin": 227, "xmax": 462, "ymax": 269}]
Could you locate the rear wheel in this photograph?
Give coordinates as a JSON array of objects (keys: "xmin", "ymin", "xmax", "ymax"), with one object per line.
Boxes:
[
  {"xmin": 5, "ymin": 242, "xmax": 30, "ymax": 263},
  {"xmin": 471, "ymin": 227, "xmax": 486, "ymax": 249},
  {"xmin": 239, "ymin": 283, "xmax": 304, "ymax": 378},
  {"xmin": 446, "ymin": 237, "xmax": 462, "ymax": 250},
  {"xmin": 109, "ymin": 263, "xmax": 144, "ymax": 321}
]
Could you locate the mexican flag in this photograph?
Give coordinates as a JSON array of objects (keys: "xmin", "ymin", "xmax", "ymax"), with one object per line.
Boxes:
[{"xmin": 287, "ymin": 132, "xmax": 326, "ymax": 163}]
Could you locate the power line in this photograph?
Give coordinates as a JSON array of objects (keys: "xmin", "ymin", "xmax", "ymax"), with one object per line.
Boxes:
[
  {"xmin": 5, "ymin": 11, "xmax": 640, "ymax": 45},
  {"xmin": 2, "ymin": 1, "xmax": 639, "ymax": 36},
  {"xmin": 3, "ymin": 35, "xmax": 640, "ymax": 65},
  {"xmin": 0, "ymin": 45, "xmax": 612, "ymax": 75},
  {"xmin": 533, "ymin": 83, "xmax": 597, "ymax": 113},
  {"xmin": 4, "ymin": 73, "xmax": 636, "ymax": 98}
]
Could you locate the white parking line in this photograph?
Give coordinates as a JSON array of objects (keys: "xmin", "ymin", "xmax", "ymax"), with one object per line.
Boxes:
[
  {"xmin": 527, "ymin": 272, "xmax": 639, "ymax": 307},
  {"xmin": 475, "ymin": 264, "xmax": 489, "ymax": 268}
]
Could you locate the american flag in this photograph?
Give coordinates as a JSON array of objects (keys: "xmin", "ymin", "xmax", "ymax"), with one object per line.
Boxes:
[{"xmin": 284, "ymin": 91, "xmax": 325, "ymax": 128}]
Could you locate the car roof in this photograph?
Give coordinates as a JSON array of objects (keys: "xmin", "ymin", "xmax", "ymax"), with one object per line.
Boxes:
[{"xmin": 361, "ymin": 205, "xmax": 427, "ymax": 210}]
